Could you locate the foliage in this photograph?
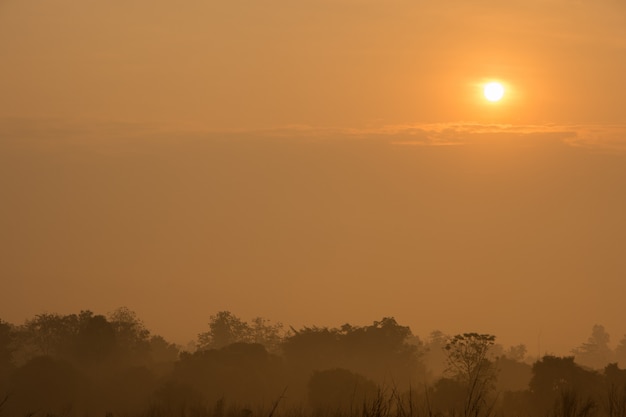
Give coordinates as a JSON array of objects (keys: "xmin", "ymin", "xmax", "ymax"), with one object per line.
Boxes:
[
  {"xmin": 422, "ymin": 330, "xmax": 449, "ymax": 381},
  {"xmin": 171, "ymin": 342, "xmax": 285, "ymax": 405},
  {"xmin": 444, "ymin": 333, "xmax": 497, "ymax": 417},
  {"xmin": 283, "ymin": 317, "xmax": 422, "ymax": 389},
  {"xmin": 530, "ymin": 356, "xmax": 603, "ymax": 417},
  {"xmin": 250, "ymin": 316, "xmax": 285, "ymax": 353},
  {"xmin": 197, "ymin": 311, "xmax": 285, "ymax": 352},
  {"xmin": 3, "ymin": 310, "xmax": 626, "ymax": 417},
  {"xmin": 574, "ymin": 325, "xmax": 614, "ymax": 370},
  {"xmin": 107, "ymin": 307, "xmax": 151, "ymax": 359},
  {"xmin": 495, "ymin": 356, "xmax": 532, "ymax": 392}
]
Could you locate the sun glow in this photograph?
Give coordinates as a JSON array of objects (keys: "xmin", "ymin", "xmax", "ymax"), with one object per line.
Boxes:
[{"xmin": 484, "ymin": 82, "xmax": 505, "ymax": 102}]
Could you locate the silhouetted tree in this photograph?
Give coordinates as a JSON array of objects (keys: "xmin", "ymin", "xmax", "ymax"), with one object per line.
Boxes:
[
  {"xmin": 250, "ymin": 316, "xmax": 285, "ymax": 354},
  {"xmin": 74, "ymin": 312, "xmax": 116, "ymax": 364},
  {"xmin": 341, "ymin": 317, "xmax": 423, "ymax": 387},
  {"xmin": 529, "ymin": 356, "xmax": 602, "ymax": 416},
  {"xmin": 18, "ymin": 313, "xmax": 78, "ymax": 361},
  {"xmin": 506, "ymin": 344, "xmax": 528, "ymax": 362},
  {"xmin": 282, "ymin": 326, "xmax": 341, "ymax": 372},
  {"xmin": 574, "ymin": 325, "xmax": 614, "ymax": 370},
  {"xmin": 444, "ymin": 333, "xmax": 497, "ymax": 417},
  {"xmin": 14, "ymin": 309, "xmax": 626, "ymax": 417},
  {"xmin": 107, "ymin": 306, "xmax": 151, "ymax": 365},
  {"xmin": 149, "ymin": 335, "xmax": 180, "ymax": 365},
  {"xmin": 492, "ymin": 343, "xmax": 527, "ymax": 362},
  {"xmin": 170, "ymin": 342, "xmax": 285, "ymax": 404},
  {"xmin": 496, "ymin": 356, "xmax": 532, "ymax": 392},
  {"xmin": 280, "ymin": 325, "xmax": 342, "ymax": 399},
  {"xmin": 197, "ymin": 311, "xmax": 252, "ymax": 350},
  {"xmin": 423, "ymin": 330, "xmax": 449, "ymax": 381}
]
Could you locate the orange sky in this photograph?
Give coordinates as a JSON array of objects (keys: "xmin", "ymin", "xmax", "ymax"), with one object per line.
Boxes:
[{"xmin": 1, "ymin": 0, "xmax": 626, "ymax": 354}]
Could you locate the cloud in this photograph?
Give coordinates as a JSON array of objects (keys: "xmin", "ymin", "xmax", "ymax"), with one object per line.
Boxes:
[
  {"xmin": 339, "ymin": 123, "xmax": 626, "ymax": 152},
  {"xmin": 2, "ymin": 118, "xmax": 626, "ymax": 154},
  {"xmin": 248, "ymin": 122, "xmax": 626, "ymax": 152},
  {"xmin": 383, "ymin": 123, "xmax": 578, "ymax": 146},
  {"xmin": 563, "ymin": 125, "xmax": 626, "ymax": 152}
]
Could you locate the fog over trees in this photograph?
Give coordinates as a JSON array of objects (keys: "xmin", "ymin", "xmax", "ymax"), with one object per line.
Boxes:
[{"xmin": 1, "ymin": 309, "xmax": 626, "ymax": 417}]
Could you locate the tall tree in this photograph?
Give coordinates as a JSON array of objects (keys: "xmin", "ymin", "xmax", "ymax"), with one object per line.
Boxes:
[
  {"xmin": 107, "ymin": 307, "xmax": 151, "ymax": 364},
  {"xmin": 573, "ymin": 325, "xmax": 614, "ymax": 370},
  {"xmin": 197, "ymin": 311, "xmax": 252, "ymax": 350},
  {"xmin": 281, "ymin": 326, "xmax": 341, "ymax": 373},
  {"xmin": 282, "ymin": 318, "xmax": 423, "ymax": 392},
  {"xmin": 249, "ymin": 316, "xmax": 284, "ymax": 353},
  {"xmin": 529, "ymin": 356, "xmax": 601, "ymax": 417},
  {"xmin": 423, "ymin": 330, "xmax": 449, "ymax": 380},
  {"xmin": 18, "ymin": 313, "xmax": 79, "ymax": 361},
  {"xmin": 445, "ymin": 333, "xmax": 497, "ymax": 417},
  {"xmin": 341, "ymin": 317, "xmax": 422, "ymax": 386},
  {"xmin": 75, "ymin": 312, "xmax": 116, "ymax": 364}
]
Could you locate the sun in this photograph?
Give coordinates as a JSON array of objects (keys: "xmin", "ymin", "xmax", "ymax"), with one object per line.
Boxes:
[{"xmin": 483, "ymin": 82, "xmax": 505, "ymax": 102}]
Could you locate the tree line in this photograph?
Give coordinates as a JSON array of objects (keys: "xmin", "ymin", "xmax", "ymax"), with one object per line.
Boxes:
[{"xmin": 1, "ymin": 309, "xmax": 626, "ymax": 417}]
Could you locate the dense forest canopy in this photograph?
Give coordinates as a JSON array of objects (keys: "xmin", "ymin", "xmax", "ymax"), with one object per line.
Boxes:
[{"xmin": 1, "ymin": 309, "xmax": 626, "ymax": 417}]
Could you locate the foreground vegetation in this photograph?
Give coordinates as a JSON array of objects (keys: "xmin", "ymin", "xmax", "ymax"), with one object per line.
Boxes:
[{"xmin": 1, "ymin": 309, "xmax": 626, "ymax": 417}]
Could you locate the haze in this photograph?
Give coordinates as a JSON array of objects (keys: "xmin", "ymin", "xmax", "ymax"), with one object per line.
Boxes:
[{"xmin": 1, "ymin": 0, "xmax": 626, "ymax": 355}]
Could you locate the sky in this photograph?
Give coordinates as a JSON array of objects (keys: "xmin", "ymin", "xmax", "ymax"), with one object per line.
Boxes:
[{"xmin": 1, "ymin": 0, "xmax": 626, "ymax": 354}]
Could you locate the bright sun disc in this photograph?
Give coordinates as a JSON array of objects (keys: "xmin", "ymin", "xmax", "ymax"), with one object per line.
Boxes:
[{"xmin": 484, "ymin": 82, "xmax": 505, "ymax": 102}]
